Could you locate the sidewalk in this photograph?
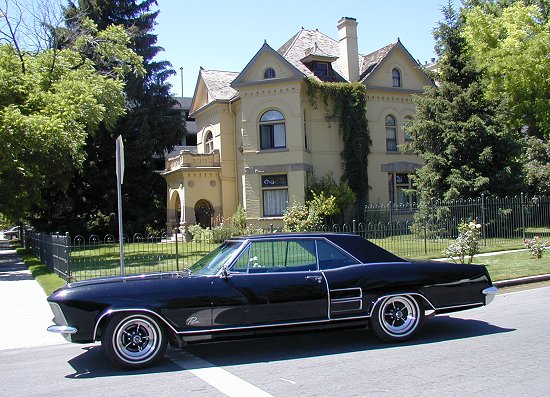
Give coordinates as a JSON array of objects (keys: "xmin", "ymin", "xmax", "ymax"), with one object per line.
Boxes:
[{"xmin": 0, "ymin": 240, "xmax": 68, "ymax": 351}]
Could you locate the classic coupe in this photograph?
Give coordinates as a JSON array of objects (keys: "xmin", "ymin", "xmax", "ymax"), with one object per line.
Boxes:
[{"xmin": 47, "ymin": 233, "xmax": 498, "ymax": 368}]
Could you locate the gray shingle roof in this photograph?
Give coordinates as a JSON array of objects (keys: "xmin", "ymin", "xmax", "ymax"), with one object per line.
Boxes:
[
  {"xmin": 201, "ymin": 70, "xmax": 239, "ymax": 101},
  {"xmin": 359, "ymin": 42, "xmax": 397, "ymax": 80}
]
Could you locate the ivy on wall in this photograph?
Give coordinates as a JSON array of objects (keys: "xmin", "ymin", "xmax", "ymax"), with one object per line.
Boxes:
[{"xmin": 305, "ymin": 77, "xmax": 371, "ymax": 206}]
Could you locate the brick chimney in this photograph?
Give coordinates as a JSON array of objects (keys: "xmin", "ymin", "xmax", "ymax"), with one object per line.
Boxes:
[{"xmin": 337, "ymin": 17, "xmax": 359, "ymax": 82}]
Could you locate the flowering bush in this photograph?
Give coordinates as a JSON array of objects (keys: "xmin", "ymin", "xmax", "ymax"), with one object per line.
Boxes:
[
  {"xmin": 524, "ymin": 236, "xmax": 548, "ymax": 259},
  {"xmin": 445, "ymin": 221, "xmax": 482, "ymax": 264},
  {"xmin": 282, "ymin": 202, "xmax": 321, "ymax": 232}
]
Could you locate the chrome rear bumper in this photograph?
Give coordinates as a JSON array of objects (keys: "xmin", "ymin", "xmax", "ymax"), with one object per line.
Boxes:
[{"xmin": 482, "ymin": 286, "xmax": 499, "ymax": 305}]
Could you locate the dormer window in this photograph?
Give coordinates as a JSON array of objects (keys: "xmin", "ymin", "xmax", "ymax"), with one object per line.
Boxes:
[
  {"xmin": 392, "ymin": 68, "xmax": 401, "ymax": 87},
  {"xmin": 314, "ymin": 62, "xmax": 330, "ymax": 77},
  {"xmin": 264, "ymin": 68, "xmax": 276, "ymax": 79}
]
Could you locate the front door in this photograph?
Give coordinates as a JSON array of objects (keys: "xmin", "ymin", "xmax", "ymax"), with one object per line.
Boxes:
[{"xmin": 211, "ymin": 238, "xmax": 329, "ymax": 329}]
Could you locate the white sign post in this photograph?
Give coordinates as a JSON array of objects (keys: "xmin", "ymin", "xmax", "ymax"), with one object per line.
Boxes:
[{"xmin": 115, "ymin": 135, "xmax": 125, "ymax": 276}]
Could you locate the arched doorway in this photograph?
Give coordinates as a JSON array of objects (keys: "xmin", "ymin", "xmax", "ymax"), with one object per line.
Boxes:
[{"xmin": 194, "ymin": 199, "xmax": 214, "ymax": 228}]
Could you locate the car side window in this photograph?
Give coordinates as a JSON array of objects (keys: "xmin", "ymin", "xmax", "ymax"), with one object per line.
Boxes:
[
  {"xmin": 230, "ymin": 245, "xmax": 250, "ymax": 272},
  {"xmin": 247, "ymin": 239, "xmax": 317, "ymax": 273},
  {"xmin": 317, "ymin": 240, "xmax": 360, "ymax": 270}
]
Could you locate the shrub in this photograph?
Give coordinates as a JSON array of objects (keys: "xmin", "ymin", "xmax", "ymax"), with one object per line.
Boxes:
[
  {"xmin": 188, "ymin": 224, "xmax": 213, "ymax": 243},
  {"xmin": 283, "ymin": 202, "xmax": 321, "ymax": 232},
  {"xmin": 524, "ymin": 236, "xmax": 548, "ymax": 259},
  {"xmin": 445, "ymin": 220, "xmax": 481, "ymax": 264}
]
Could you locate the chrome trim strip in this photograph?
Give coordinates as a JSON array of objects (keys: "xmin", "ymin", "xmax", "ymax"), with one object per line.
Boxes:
[
  {"xmin": 47, "ymin": 325, "xmax": 77, "ymax": 334},
  {"xmin": 434, "ymin": 302, "xmax": 484, "ymax": 311}
]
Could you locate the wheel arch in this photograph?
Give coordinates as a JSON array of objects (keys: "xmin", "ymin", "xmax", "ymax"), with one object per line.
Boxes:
[
  {"xmin": 369, "ymin": 291, "xmax": 435, "ymax": 316},
  {"xmin": 93, "ymin": 308, "xmax": 178, "ymax": 341}
]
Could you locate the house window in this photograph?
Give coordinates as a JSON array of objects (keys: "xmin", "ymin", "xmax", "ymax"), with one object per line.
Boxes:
[
  {"xmin": 392, "ymin": 68, "xmax": 401, "ymax": 87},
  {"xmin": 314, "ymin": 62, "xmax": 330, "ymax": 77},
  {"xmin": 388, "ymin": 173, "xmax": 415, "ymax": 204},
  {"xmin": 204, "ymin": 131, "xmax": 214, "ymax": 153},
  {"xmin": 385, "ymin": 115, "xmax": 397, "ymax": 152},
  {"xmin": 264, "ymin": 68, "xmax": 276, "ymax": 79},
  {"xmin": 262, "ymin": 174, "xmax": 288, "ymax": 217},
  {"xmin": 259, "ymin": 110, "xmax": 286, "ymax": 150}
]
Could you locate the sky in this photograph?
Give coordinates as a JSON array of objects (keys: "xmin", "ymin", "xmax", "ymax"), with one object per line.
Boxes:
[{"xmin": 154, "ymin": 0, "xmax": 461, "ymax": 97}]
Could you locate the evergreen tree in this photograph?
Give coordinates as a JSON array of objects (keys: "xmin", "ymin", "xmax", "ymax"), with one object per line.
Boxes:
[
  {"xmin": 407, "ymin": 2, "xmax": 523, "ymax": 201},
  {"xmin": 33, "ymin": 0, "xmax": 184, "ymax": 235}
]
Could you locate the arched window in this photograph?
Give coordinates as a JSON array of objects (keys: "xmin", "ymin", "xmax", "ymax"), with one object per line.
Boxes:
[
  {"xmin": 392, "ymin": 68, "xmax": 401, "ymax": 87},
  {"xmin": 385, "ymin": 115, "xmax": 397, "ymax": 151},
  {"xmin": 264, "ymin": 68, "xmax": 276, "ymax": 79},
  {"xmin": 204, "ymin": 131, "xmax": 214, "ymax": 153},
  {"xmin": 259, "ymin": 110, "xmax": 286, "ymax": 150}
]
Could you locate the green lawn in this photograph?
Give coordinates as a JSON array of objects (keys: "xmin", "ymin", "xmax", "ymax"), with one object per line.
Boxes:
[{"xmin": 471, "ymin": 250, "xmax": 550, "ymax": 282}]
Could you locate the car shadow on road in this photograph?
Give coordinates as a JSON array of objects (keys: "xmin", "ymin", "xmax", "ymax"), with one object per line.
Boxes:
[{"xmin": 65, "ymin": 315, "xmax": 514, "ymax": 378}]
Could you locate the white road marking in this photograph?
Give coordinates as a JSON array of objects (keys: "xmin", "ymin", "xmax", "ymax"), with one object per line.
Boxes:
[
  {"xmin": 279, "ymin": 377, "xmax": 297, "ymax": 385},
  {"xmin": 169, "ymin": 351, "xmax": 274, "ymax": 397}
]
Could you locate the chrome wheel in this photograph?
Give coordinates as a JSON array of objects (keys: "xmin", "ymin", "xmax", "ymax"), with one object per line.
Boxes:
[
  {"xmin": 370, "ymin": 295, "xmax": 424, "ymax": 342},
  {"xmin": 103, "ymin": 313, "xmax": 167, "ymax": 368}
]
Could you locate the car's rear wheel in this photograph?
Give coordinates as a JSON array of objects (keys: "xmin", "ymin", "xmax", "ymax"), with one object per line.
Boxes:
[
  {"xmin": 102, "ymin": 313, "xmax": 167, "ymax": 369},
  {"xmin": 370, "ymin": 295, "xmax": 424, "ymax": 342}
]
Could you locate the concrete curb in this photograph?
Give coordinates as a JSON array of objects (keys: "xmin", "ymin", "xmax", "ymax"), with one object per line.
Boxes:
[{"xmin": 494, "ymin": 274, "xmax": 550, "ymax": 288}]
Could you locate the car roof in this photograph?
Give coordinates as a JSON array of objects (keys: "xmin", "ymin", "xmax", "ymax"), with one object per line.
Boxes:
[{"xmin": 229, "ymin": 232, "xmax": 405, "ymax": 264}]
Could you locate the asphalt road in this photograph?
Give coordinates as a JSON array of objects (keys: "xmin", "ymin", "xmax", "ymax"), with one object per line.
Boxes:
[{"xmin": 0, "ymin": 285, "xmax": 549, "ymax": 397}]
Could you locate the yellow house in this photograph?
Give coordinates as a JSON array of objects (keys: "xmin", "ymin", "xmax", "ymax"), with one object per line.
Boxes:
[{"xmin": 162, "ymin": 17, "xmax": 432, "ymax": 233}]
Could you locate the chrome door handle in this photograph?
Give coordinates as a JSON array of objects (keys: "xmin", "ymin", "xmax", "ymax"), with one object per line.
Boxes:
[{"xmin": 305, "ymin": 275, "xmax": 323, "ymax": 284}]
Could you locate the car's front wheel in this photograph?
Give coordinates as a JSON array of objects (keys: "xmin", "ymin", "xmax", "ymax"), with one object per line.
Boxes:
[
  {"xmin": 102, "ymin": 313, "xmax": 168, "ymax": 369},
  {"xmin": 370, "ymin": 295, "xmax": 424, "ymax": 342}
]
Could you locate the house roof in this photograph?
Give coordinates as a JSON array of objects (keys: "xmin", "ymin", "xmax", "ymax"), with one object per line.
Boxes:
[
  {"xmin": 359, "ymin": 42, "xmax": 397, "ymax": 80},
  {"xmin": 201, "ymin": 69, "xmax": 239, "ymax": 101},
  {"xmin": 193, "ymin": 26, "xmax": 426, "ymax": 113}
]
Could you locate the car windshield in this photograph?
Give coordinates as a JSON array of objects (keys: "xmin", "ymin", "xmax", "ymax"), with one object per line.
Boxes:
[{"xmin": 189, "ymin": 241, "xmax": 243, "ymax": 276}]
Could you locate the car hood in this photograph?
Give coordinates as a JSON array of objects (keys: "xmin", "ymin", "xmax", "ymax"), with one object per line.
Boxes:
[{"xmin": 65, "ymin": 271, "xmax": 190, "ymax": 289}]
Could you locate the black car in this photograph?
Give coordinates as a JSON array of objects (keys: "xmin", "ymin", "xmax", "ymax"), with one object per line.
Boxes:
[{"xmin": 47, "ymin": 233, "xmax": 498, "ymax": 369}]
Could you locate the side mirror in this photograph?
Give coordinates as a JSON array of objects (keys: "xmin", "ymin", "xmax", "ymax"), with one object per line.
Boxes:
[{"xmin": 220, "ymin": 265, "xmax": 231, "ymax": 280}]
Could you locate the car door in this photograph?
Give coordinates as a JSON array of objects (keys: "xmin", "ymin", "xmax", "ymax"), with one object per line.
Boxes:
[
  {"xmin": 210, "ymin": 238, "xmax": 329, "ymax": 329},
  {"xmin": 316, "ymin": 239, "xmax": 370, "ymax": 319}
]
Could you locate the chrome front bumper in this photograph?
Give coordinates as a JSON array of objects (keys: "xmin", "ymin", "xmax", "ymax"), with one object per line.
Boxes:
[
  {"xmin": 482, "ymin": 286, "xmax": 499, "ymax": 305},
  {"xmin": 47, "ymin": 325, "xmax": 77, "ymax": 334}
]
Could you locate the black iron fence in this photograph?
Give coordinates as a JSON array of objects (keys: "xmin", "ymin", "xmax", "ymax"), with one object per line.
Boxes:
[{"xmin": 24, "ymin": 194, "xmax": 549, "ymax": 283}]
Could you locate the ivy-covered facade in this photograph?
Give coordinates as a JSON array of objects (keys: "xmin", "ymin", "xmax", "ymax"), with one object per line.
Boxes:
[{"xmin": 162, "ymin": 17, "xmax": 432, "ymax": 231}]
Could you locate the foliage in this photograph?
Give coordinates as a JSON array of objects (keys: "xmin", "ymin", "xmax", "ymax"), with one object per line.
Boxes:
[
  {"xmin": 282, "ymin": 202, "xmax": 321, "ymax": 232},
  {"xmin": 463, "ymin": 1, "xmax": 550, "ymax": 139},
  {"xmin": 408, "ymin": 3, "xmax": 523, "ymax": 202},
  {"xmin": 0, "ymin": 17, "xmax": 142, "ymax": 222},
  {"xmin": 307, "ymin": 171, "xmax": 356, "ymax": 222},
  {"xmin": 445, "ymin": 220, "xmax": 482, "ymax": 264},
  {"xmin": 524, "ymin": 236, "xmax": 548, "ymax": 259},
  {"xmin": 30, "ymin": 0, "xmax": 185, "ymax": 235},
  {"xmin": 188, "ymin": 224, "xmax": 213, "ymax": 243},
  {"xmin": 305, "ymin": 78, "xmax": 371, "ymax": 207},
  {"xmin": 231, "ymin": 205, "xmax": 247, "ymax": 232},
  {"xmin": 190, "ymin": 207, "xmax": 249, "ymax": 243},
  {"xmin": 523, "ymin": 137, "xmax": 550, "ymax": 196}
]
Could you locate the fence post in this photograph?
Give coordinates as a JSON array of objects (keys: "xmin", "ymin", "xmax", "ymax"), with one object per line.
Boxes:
[
  {"xmin": 481, "ymin": 193, "xmax": 486, "ymax": 246},
  {"xmin": 352, "ymin": 219, "xmax": 356, "ymax": 234},
  {"xmin": 520, "ymin": 192, "xmax": 526, "ymax": 240},
  {"xmin": 174, "ymin": 228, "xmax": 179, "ymax": 272},
  {"xmin": 65, "ymin": 232, "xmax": 71, "ymax": 282}
]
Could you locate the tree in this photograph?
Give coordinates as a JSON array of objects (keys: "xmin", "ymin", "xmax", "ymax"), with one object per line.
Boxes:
[
  {"xmin": 32, "ymin": 0, "xmax": 184, "ymax": 234},
  {"xmin": 463, "ymin": 1, "xmax": 550, "ymax": 138},
  {"xmin": 306, "ymin": 171, "xmax": 356, "ymax": 224},
  {"xmin": 0, "ymin": 4, "xmax": 143, "ymax": 221},
  {"xmin": 407, "ymin": 2, "xmax": 523, "ymax": 201}
]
